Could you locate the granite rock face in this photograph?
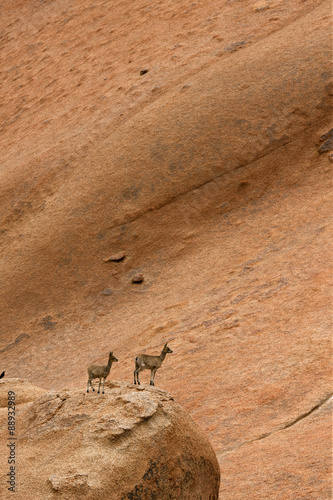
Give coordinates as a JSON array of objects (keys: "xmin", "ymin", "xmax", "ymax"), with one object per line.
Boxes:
[
  {"xmin": 0, "ymin": 379, "xmax": 220, "ymax": 499},
  {"xmin": 0, "ymin": 0, "xmax": 332, "ymax": 498}
]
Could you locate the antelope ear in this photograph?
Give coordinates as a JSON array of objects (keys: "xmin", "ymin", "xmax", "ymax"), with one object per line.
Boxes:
[
  {"xmin": 110, "ymin": 351, "xmax": 113, "ymax": 355},
  {"xmin": 164, "ymin": 343, "xmax": 168, "ymax": 348}
]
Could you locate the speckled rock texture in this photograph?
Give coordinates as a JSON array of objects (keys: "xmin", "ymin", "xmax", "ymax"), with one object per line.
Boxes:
[
  {"xmin": 0, "ymin": 0, "xmax": 332, "ymax": 498},
  {"xmin": 0, "ymin": 379, "xmax": 220, "ymax": 499}
]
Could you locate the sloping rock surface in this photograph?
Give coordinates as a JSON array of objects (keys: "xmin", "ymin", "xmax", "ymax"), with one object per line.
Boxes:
[
  {"xmin": 0, "ymin": 0, "xmax": 332, "ymax": 498},
  {"xmin": 0, "ymin": 379, "xmax": 220, "ymax": 499}
]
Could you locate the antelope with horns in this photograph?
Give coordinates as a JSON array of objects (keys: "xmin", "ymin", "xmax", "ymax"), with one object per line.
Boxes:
[
  {"xmin": 134, "ymin": 343, "xmax": 173, "ymax": 386},
  {"xmin": 87, "ymin": 351, "xmax": 118, "ymax": 394}
]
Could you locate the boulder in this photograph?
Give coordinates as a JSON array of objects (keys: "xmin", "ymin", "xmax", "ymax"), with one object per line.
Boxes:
[
  {"xmin": 0, "ymin": 377, "xmax": 46, "ymax": 408},
  {"xmin": 0, "ymin": 379, "xmax": 220, "ymax": 499}
]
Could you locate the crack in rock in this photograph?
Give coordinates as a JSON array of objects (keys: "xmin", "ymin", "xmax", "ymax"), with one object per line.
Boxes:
[
  {"xmin": 222, "ymin": 393, "xmax": 333, "ymax": 456},
  {"xmin": 278, "ymin": 393, "xmax": 333, "ymax": 432}
]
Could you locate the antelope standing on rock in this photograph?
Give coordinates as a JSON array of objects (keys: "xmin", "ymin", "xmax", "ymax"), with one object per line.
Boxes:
[
  {"xmin": 87, "ymin": 352, "xmax": 118, "ymax": 394},
  {"xmin": 134, "ymin": 343, "xmax": 173, "ymax": 386}
]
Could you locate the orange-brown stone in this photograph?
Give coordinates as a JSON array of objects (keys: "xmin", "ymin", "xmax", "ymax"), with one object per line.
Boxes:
[{"xmin": 0, "ymin": 0, "xmax": 331, "ymax": 498}]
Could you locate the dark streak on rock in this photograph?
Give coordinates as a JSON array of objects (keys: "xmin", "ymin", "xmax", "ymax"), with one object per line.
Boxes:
[
  {"xmin": 40, "ymin": 315, "xmax": 57, "ymax": 330},
  {"xmin": 0, "ymin": 333, "xmax": 30, "ymax": 354},
  {"xmin": 318, "ymin": 128, "xmax": 333, "ymax": 153}
]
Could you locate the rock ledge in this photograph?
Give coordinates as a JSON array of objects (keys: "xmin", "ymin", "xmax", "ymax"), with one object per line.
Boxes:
[{"xmin": 0, "ymin": 379, "xmax": 220, "ymax": 499}]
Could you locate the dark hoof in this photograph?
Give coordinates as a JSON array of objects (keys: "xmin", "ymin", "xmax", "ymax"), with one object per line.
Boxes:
[{"xmin": 150, "ymin": 382, "xmax": 154, "ymax": 386}]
